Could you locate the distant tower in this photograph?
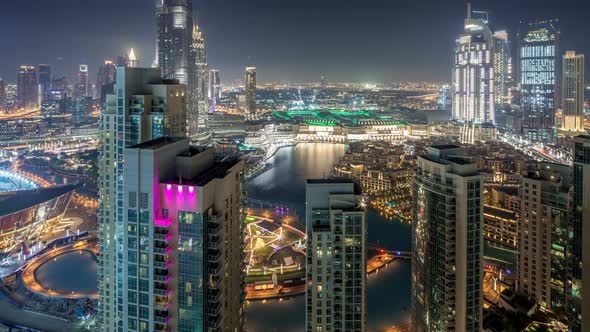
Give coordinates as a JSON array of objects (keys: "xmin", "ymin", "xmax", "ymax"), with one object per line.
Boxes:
[
  {"xmin": 519, "ymin": 20, "xmax": 559, "ymax": 142},
  {"xmin": 191, "ymin": 23, "xmax": 208, "ymax": 131},
  {"xmin": 306, "ymin": 179, "xmax": 367, "ymax": 332},
  {"xmin": 76, "ymin": 64, "xmax": 89, "ymax": 98},
  {"xmin": 17, "ymin": 65, "xmax": 38, "ymax": 109},
  {"xmin": 245, "ymin": 66, "xmax": 256, "ymax": 115},
  {"xmin": 96, "ymin": 60, "xmax": 116, "ymax": 107},
  {"xmin": 452, "ymin": 0, "xmax": 495, "ymax": 124},
  {"xmin": 208, "ymin": 69, "xmax": 221, "ymax": 101},
  {"xmin": 0, "ymin": 78, "xmax": 6, "ymax": 113},
  {"xmin": 128, "ymin": 49, "xmax": 139, "ymax": 68},
  {"xmin": 493, "ymin": 31, "xmax": 512, "ymax": 108},
  {"xmin": 562, "ymin": 51, "xmax": 585, "ymax": 132},
  {"xmin": 38, "ymin": 64, "xmax": 51, "ymax": 103},
  {"xmin": 157, "ymin": 0, "xmax": 193, "ymax": 83},
  {"xmin": 412, "ymin": 145, "xmax": 483, "ymax": 331}
]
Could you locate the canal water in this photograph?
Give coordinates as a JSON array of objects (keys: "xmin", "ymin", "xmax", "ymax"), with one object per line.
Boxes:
[{"xmin": 246, "ymin": 143, "xmax": 412, "ymax": 332}]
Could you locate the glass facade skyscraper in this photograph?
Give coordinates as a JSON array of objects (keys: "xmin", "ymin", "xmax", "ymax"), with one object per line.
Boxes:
[
  {"xmin": 562, "ymin": 51, "xmax": 585, "ymax": 132},
  {"xmin": 38, "ymin": 64, "xmax": 51, "ymax": 103},
  {"xmin": 412, "ymin": 145, "xmax": 483, "ymax": 332},
  {"xmin": 97, "ymin": 67, "xmax": 187, "ymax": 332},
  {"xmin": 17, "ymin": 65, "xmax": 38, "ymax": 110},
  {"xmin": 122, "ymin": 137, "xmax": 245, "ymax": 331},
  {"xmin": 452, "ymin": 4, "xmax": 494, "ymax": 124},
  {"xmin": 519, "ymin": 21, "xmax": 559, "ymax": 142},
  {"xmin": 245, "ymin": 66, "xmax": 256, "ymax": 116},
  {"xmin": 157, "ymin": 0, "xmax": 209, "ymax": 137},
  {"xmin": 569, "ymin": 135, "xmax": 590, "ymax": 331},
  {"xmin": 518, "ymin": 163, "xmax": 570, "ymax": 314},
  {"xmin": 493, "ymin": 31, "xmax": 512, "ymax": 107}
]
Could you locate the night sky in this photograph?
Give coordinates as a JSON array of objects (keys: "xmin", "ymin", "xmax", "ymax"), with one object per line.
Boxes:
[{"xmin": 1, "ymin": 0, "xmax": 589, "ymax": 83}]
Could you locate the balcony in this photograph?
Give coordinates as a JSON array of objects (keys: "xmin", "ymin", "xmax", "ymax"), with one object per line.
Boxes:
[
  {"xmin": 208, "ymin": 315, "xmax": 221, "ymax": 329},
  {"xmin": 207, "ymin": 303, "xmax": 221, "ymax": 317},
  {"xmin": 208, "ymin": 251, "xmax": 221, "ymax": 263},
  {"xmin": 154, "ymin": 259, "xmax": 167, "ymax": 269},
  {"xmin": 154, "ymin": 315, "xmax": 167, "ymax": 324},
  {"xmin": 153, "ymin": 247, "xmax": 167, "ymax": 255},
  {"xmin": 208, "ymin": 263, "xmax": 221, "ymax": 276},
  {"xmin": 154, "ymin": 288, "xmax": 167, "ymax": 297},
  {"xmin": 154, "ymin": 302, "xmax": 169, "ymax": 311},
  {"xmin": 154, "ymin": 274, "xmax": 167, "ymax": 283},
  {"xmin": 208, "ymin": 289, "xmax": 221, "ymax": 303},
  {"xmin": 209, "ymin": 277, "xmax": 221, "ymax": 290},
  {"xmin": 154, "ymin": 231, "xmax": 169, "ymax": 241}
]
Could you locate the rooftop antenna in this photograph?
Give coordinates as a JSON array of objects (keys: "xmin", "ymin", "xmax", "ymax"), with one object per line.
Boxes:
[{"xmin": 467, "ymin": 0, "xmax": 472, "ymax": 19}]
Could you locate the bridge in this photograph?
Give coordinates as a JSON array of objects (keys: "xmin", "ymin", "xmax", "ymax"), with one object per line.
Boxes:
[{"xmin": 368, "ymin": 243, "xmax": 411, "ymax": 259}]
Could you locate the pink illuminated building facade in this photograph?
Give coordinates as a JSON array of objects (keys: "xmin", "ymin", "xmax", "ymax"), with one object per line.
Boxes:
[{"xmin": 122, "ymin": 137, "xmax": 245, "ymax": 332}]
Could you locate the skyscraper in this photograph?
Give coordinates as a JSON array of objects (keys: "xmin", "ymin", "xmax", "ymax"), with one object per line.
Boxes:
[
  {"xmin": 97, "ymin": 66, "xmax": 187, "ymax": 331},
  {"xmin": 208, "ymin": 69, "xmax": 221, "ymax": 102},
  {"xmin": 191, "ymin": 23, "xmax": 208, "ymax": 131},
  {"xmin": 493, "ymin": 31, "xmax": 512, "ymax": 107},
  {"xmin": 412, "ymin": 145, "xmax": 483, "ymax": 331},
  {"xmin": 562, "ymin": 51, "xmax": 585, "ymax": 132},
  {"xmin": 452, "ymin": 1, "xmax": 494, "ymax": 124},
  {"xmin": 157, "ymin": 0, "xmax": 198, "ymax": 136},
  {"xmin": 0, "ymin": 79, "xmax": 6, "ymax": 113},
  {"xmin": 122, "ymin": 137, "xmax": 245, "ymax": 332},
  {"xmin": 519, "ymin": 20, "xmax": 559, "ymax": 142},
  {"xmin": 38, "ymin": 64, "xmax": 51, "ymax": 103},
  {"xmin": 96, "ymin": 60, "xmax": 116, "ymax": 107},
  {"xmin": 157, "ymin": 0, "xmax": 193, "ymax": 83},
  {"xmin": 128, "ymin": 48, "xmax": 139, "ymax": 68},
  {"xmin": 17, "ymin": 65, "xmax": 38, "ymax": 110},
  {"xmin": 305, "ymin": 179, "xmax": 367, "ymax": 332},
  {"xmin": 245, "ymin": 66, "xmax": 256, "ymax": 115},
  {"xmin": 517, "ymin": 162, "xmax": 570, "ymax": 314},
  {"xmin": 569, "ymin": 135, "xmax": 590, "ymax": 331},
  {"xmin": 76, "ymin": 64, "xmax": 89, "ymax": 98}
]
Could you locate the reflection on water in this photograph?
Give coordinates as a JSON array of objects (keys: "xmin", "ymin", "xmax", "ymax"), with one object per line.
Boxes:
[
  {"xmin": 246, "ymin": 143, "xmax": 412, "ymax": 331},
  {"xmin": 35, "ymin": 250, "xmax": 98, "ymax": 294},
  {"xmin": 246, "ymin": 296, "xmax": 305, "ymax": 332}
]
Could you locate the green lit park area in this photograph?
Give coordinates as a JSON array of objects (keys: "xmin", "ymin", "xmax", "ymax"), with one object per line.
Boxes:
[
  {"xmin": 272, "ymin": 109, "xmax": 407, "ymax": 127},
  {"xmin": 244, "ymin": 210, "xmax": 307, "ymax": 299}
]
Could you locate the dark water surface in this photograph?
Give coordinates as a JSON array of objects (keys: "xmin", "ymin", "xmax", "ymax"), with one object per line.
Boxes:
[{"xmin": 35, "ymin": 250, "xmax": 98, "ymax": 294}]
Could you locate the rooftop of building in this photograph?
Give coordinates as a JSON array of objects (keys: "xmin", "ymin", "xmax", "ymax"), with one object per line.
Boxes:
[
  {"xmin": 307, "ymin": 178, "xmax": 362, "ymax": 195},
  {"xmin": 0, "ymin": 184, "xmax": 79, "ymax": 216},
  {"xmin": 484, "ymin": 205, "xmax": 516, "ymax": 220},
  {"xmin": 431, "ymin": 144, "xmax": 461, "ymax": 150},
  {"xmin": 493, "ymin": 186, "xmax": 519, "ymax": 196},
  {"xmin": 272, "ymin": 109, "xmax": 407, "ymax": 128},
  {"xmin": 128, "ymin": 136, "xmax": 185, "ymax": 150},
  {"xmin": 165, "ymin": 158, "xmax": 242, "ymax": 187}
]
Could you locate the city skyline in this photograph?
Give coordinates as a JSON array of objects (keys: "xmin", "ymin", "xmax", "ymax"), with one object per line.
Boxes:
[
  {"xmin": 0, "ymin": 0, "xmax": 589, "ymax": 331},
  {"xmin": 1, "ymin": 0, "xmax": 590, "ymax": 83}
]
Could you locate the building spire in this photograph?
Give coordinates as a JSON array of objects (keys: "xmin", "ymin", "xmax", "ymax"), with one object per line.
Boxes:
[
  {"xmin": 467, "ymin": 0, "xmax": 472, "ymax": 19},
  {"xmin": 128, "ymin": 48, "xmax": 138, "ymax": 68}
]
